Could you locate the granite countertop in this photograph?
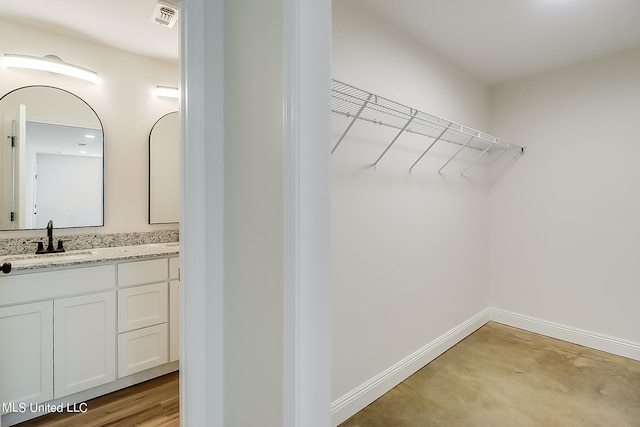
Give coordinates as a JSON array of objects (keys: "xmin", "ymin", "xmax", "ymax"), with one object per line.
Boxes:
[{"xmin": 0, "ymin": 242, "xmax": 180, "ymax": 272}]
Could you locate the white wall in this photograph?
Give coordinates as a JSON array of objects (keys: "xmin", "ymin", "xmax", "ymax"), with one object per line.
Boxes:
[
  {"xmin": 180, "ymin": 0, "xmax": 331, "ymax": 425},
  {"xmin": 0, "ymin": 18, "xmax": 179, "ymax": 236},
  {"xmin": 331, "ymin": 0, "xmax": 492, "ymax": 413},
  {"xmin": 489, "ymin": 47, "xmax": 640, "ymax": 343},
  {"xmin": 332, "ymin": 2, "xmax": 489, "ymax": 131}
]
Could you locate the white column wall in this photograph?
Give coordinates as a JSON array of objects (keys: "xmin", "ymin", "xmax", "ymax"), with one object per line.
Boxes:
[
  {"xmin": 331, "ymin": 0, "xmax": 491, "ymax": 404},
  {"xmin": 223, "ymin": 0, "xmax": 286, "ymax": 425},
  {"xmin": 181, "ymin": 0, "xmax": 331, "ymax": 425},
  {"xmin": 489, "ymin": 47, "xmax": 640, "ymax": 343}
]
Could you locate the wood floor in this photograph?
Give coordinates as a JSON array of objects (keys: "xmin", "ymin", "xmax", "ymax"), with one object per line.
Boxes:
[
  {"xmin": 340, "ymin": 322, "xmax": 640, "ymax": 426},
  {"xmin": 16, "ymin": 372, "xmax": 179, "ymax": 427}
]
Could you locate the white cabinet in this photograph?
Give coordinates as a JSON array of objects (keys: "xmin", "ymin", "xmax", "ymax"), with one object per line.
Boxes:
[
  {"xmin": 0, "ymin": 301, "xmax": 53, "ymax": 414},
  {"xmin": 169, "ymin": 257, "xmax": 179, "ymax": 281},
  {"xmin": 53, "ymin": 291, "xmax": 116, "ymax": 399},
  {"xmin": 0, "ymin": 253, "xmax": 178, "ymax": 424},
  {"xmin": 118, "ymin": 282, "xmax": 168, "ymax": 333},
  {"xmin": 117, "ymin": 258, "xmax": 168, "ymax": 288},
  {"xmin": 118, "ymin": 324, "xmax": 168, "ymax": 377},
  {"xmin": 0, "ymin": 264, "xmax": 116, "ymax": 306},
  {"xmin": 169, "ymin": 280, "xmax": 180, "ymax": 362},
  {"xmin": 116, "ymin": 258, "xmax": 172, "ymax": 378},
  {"xmin": 0, "ymin": 264, "xmax": 115, "ymax": 407},
  {"xmin": 169, "ymin": 256, "xmax": 180, "ymax": 362}
]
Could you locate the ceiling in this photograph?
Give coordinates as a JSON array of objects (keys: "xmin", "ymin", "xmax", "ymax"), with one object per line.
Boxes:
[
  {"xmin": 29, "ymin": 122, "xmax": 103, "ymax": 157},
  {"xmin": 1, "ymin": 0, "xmax": 640, "ymax": 84},
  {"xmin": 361, "ymin": 0, "xmax": 640, "ymax": 84},
  {"xmin": 0, "ymin": 0, "xmax": 179, "ymax": 64}
]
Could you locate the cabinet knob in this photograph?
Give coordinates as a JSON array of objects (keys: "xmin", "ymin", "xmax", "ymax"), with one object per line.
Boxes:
[{"xmin": 1, "ymin": 262, "xmax": 11, "ymax": 274}]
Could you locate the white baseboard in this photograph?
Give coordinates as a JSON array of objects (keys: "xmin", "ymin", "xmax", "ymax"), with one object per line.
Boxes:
[
  {"xmin": 330, "ymin": 309, "xmax": 490, "ymax": 426},
  {"xmin": 331, "ymin": 307, "xmax": 640, "ymax": 426},
  {"xmin": 488, "ymin": 308, "xmax": 640, "ymax": 362}
]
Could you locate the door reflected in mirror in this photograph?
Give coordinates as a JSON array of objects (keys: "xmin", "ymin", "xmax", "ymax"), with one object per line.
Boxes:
[
  {"xmin": 0, "ymin": 86, "xmax": 104, "ymax": 230},
  {"xmin": 149, "ymin": 111, "xmax": 179, "ymax": 224}
]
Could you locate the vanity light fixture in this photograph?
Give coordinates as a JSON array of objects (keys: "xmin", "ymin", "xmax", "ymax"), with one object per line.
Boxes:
[
  {"xmin": 155, "ymin": 86, "xmax": 180, "ymax": 99},
  {"xmin": 3, "ymin": 54, "xmax": 99, "ymax": 84}
]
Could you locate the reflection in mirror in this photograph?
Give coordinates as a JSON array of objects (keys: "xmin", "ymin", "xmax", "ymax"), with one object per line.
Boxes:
[
  {"xmin": 149, "ymin": 111, "xmax": 179, "ymax": 224},
  {"xmin": 0, "ymin": 86, "xmax": 104, "ymax": 230}
]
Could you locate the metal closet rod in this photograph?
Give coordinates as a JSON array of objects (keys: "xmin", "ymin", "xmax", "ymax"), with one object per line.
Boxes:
[{"xmin": 331, "ymin": 79, "xmax": 526, "ymax": 173}]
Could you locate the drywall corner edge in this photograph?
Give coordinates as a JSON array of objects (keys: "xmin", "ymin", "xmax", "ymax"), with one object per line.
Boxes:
[{"xmin": 330, "ymin": 310, "xmax": 491, "ymax": 426}]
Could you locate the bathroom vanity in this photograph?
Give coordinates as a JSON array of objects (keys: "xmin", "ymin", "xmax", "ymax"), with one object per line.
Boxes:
[{"xmin": 0, "ymin": 243, "xmax": 179, "ymax": 426}]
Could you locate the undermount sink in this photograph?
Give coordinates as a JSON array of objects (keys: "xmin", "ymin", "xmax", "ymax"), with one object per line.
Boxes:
[
  {"xmin": 11, "ymin": 250, "xmax": 93, "ymax": 260},
  {"xmin": 1, "ymin": 250, "xmax": 96, "ymax": 269},
  {"xmin": 40, "ymin": 251, "xmax": 94, "ymax": 261}
]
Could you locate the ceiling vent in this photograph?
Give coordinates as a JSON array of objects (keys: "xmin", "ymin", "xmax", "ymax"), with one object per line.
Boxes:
[{"xmin": 152, "ymin": 0, "xmax": 179, "ymax": 28}]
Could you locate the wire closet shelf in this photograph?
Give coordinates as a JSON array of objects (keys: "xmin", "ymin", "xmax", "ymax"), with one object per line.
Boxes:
[{"xmin": 331, "ymin": 79, "xmax": 525, "ymax": 174}]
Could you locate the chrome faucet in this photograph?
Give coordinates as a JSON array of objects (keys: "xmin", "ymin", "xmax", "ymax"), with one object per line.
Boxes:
[{"xmin": 36, "ymin": 220, "xmax": 65, "ymax": 254}]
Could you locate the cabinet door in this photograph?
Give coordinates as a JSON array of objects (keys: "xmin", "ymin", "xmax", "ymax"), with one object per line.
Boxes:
[
  {"xmin": 118, "ymin": 324, "xmax": 168, "ymax": 378},
  {"xmin": 0, "ymin": 301, "xmax": 53, "ymax": 413},
  {"xmin": 54, "ymin": 291, "xmax": 116, "ymax": 399},
  {"xmin": 169, "ymin": 280, "xmax": 180, "ymax": 362}
]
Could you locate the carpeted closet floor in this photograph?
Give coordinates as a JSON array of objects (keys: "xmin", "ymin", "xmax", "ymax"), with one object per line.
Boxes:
[{"xmin": 340, "ymin": 322, "xmax": 640, "ymax": 427}]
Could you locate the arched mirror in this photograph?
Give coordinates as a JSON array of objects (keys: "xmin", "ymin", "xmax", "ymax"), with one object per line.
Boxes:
[
  {"xmin": 0, "ymin": 86, "xmax": 104, "ymax": 230},
  {"xmin": 149, "ymin": 111, "xmax": 179, "ymax": 224}
]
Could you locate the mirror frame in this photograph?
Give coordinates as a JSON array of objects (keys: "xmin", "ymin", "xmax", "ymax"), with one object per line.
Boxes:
[
  {"xmin": 0, "ymin": 85, "xmax": 105, "ymax": 230},
  {"xmin": 148, "ymin": 111, "xmax": 179, "ymax": 224}
]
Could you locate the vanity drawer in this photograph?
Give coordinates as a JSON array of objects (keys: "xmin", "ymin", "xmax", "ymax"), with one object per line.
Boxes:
[
  {"xmin": 118, "ymin": 323, "xmax": 168, "ymax": 378},
  {"xmin": 117, "ymin": 258, "xmax": 168, "ymax": 288},
  {"xmin": 0, "ymin": 265, "xmax": 116, "ymax": 306},
  {"xmin": 118, "ymin": 282, "xmax": 168, "ymax": 332}
]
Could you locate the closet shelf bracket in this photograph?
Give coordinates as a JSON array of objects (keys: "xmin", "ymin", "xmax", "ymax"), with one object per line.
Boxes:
[
  {"xmin": 409, "ymin": 126, "xmax": 450, "ymax": 172},
  {"xmin": 373, "ymin": 109, "xmax": 417, "ymax": 166},
  {"xmin": 331, "ymin": 93, "xmax": 373, "ymax": 154},
  {"xmin": 438, "ymin": 134, "xmax": 476, "ymax": 174},
  {"xmin": 460, "ymin": 139, "xmax": 495, "ymax": 176}
]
